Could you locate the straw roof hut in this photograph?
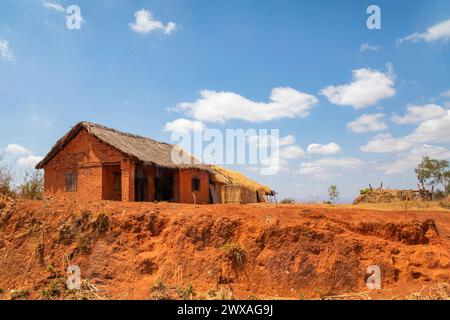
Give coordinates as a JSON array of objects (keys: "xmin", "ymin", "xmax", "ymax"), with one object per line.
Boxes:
[{"xmin": 208, "ymin": 165, "xmax": 274, "ymax": 204}]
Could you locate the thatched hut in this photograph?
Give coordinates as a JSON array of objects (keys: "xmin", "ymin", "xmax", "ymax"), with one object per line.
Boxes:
[{"xmin": 208, "ymin": 165, "xmax": 274, "ymax": 204}]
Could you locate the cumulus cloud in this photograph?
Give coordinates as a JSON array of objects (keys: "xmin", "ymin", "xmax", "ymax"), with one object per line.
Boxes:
[
  {"xmin": 397, "ymin": 18, "xmax": 450, "ymax": 44},
  {"xmin": 298, "ymin": 157, "xmax": 363, "ymax": 179},
  {"xmin": 5, "ymin": 144, "xmax": 31, "ymax": 156},
  {"xmin": 2, "ymin": 143, "xmax": 43, "ymax": 169},
  {"xmin": 280, "ymin": 145, "xmax": 305, "ymax": 159},
  {"xmin": 248, "ymin": 133, "xmax": 305, "ymax": 161},
  {"xmin": 376, "ymin": 144, "xmax": 450, "ymax": 175},
  {"xmin": 17, "ymin": 155, "xmax": 44, "ymax": 168},
  {"xmin": 0, "ymin": 40, "xmax": 14, "ymax": 62},
  {"xmin": 306, "ymin": 143, "xmax": 341, "ymax": 155},
  {"xmin": 163, "ymin": 118, "xmax": 205, "ymax": 133},
  {"xmin": 130, "ymin": 9, "xmax": 177, "ymax": 35},
  {"xmin": 172, "ymin": 88, "xmax": 318, "ymax": 123},
  {"xmin": 320, "ymin": 65, "xmax": 395, "ymax": 109},
  {"xmin": 391, "ymin": 104, "xmax": 447, "ymax": 125},
  {"xmin": 361, "ymin": 110, "xmax": 450, "ymax": 152},
  {"xmin": 43, "ymin": 1, "xmax": 64, "ymax": 12},
  {"xmin": 360, "ymin": 43, "xmax": 381, "ymax": 51},
  {"xmin": 347, "ymin": 113, "xmax": 388, "ymax": 133}
]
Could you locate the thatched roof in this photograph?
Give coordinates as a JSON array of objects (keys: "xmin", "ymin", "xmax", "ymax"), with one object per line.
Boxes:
[
  {"xmin": 35, "ymin": 122, "xmax": 210, "ymax": 170},
  {"xmin": 208, "ymin": 165, "xmax": 274, "ymax": 195}
]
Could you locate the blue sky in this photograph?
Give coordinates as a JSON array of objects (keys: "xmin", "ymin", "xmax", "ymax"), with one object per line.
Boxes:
[{"xmin": 1, "ymin": 0, "xmax": 449, "ymax": 202}]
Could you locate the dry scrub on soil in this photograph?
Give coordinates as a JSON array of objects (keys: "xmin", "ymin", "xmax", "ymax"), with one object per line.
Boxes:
[{"xmin": 0, "ymin": 198, "xmax": 449, "ymax": 300}]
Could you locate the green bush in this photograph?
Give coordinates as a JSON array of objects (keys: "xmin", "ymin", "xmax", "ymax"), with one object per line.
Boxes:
[
  {"xmin": 220, "ymin": 242, "xmax": 247, "ymax": 267},
  {"xmin": 359, "ymin": 188, "xmax": 371, "ymax": 195}
]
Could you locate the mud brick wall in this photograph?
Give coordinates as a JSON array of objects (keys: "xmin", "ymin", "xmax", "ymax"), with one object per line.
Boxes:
[
  {"xmin": 178, "ymin": 169, "xmax": 210, "ymax": 204},
  {"xmin": 43, "ymin": 128, "xmax": 125, "ymax": 201}
]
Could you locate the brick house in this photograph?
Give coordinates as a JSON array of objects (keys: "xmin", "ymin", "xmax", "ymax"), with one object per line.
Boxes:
[{"xmin": 36, "ymin": 122, "xmax": 273, "ymax": 204}]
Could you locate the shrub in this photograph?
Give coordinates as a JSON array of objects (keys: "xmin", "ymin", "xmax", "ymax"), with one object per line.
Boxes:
[
  {"xmin": 280, "ymin": 198, "xmax": 295, "ymax": 204},
  {"xmin": 0, "ymin": 156, "xmax": 14, "ymax": 197},
  {"xmin": 151, "ymin": 278, "xmax": 170, "ymax": 300},
  {"xmin": 359, "ymin": 188, "xmax": 371, "ymax": 195},
  {"xmin": 19, "ymin": 170, "xmax": 43, "ymax": 200},
  {"xmin": 9, "ymin": 289, "xmax": 30, "ymax": 300},
  {"xmin": 41, "ymin": 280, "xmax": 64, "ymax": 299},
  {"xmin": 177, "ymin": 284, "xmax": 194, "ymax": 300},
  {"xmin": 220, "ymin": 242, "xmax": 247, "ymax": 267}
]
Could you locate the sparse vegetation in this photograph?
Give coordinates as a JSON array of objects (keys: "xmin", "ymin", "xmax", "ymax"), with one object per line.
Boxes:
[
  {"xmin": 177, "ymin": 284, "xmax": 195, "ymax": 300},
  {"xmin": 76, "ymin": 235, "xmax": 93, "ymax": 254},
  {"xmin": 0, "ymin": 155, "xmax": 14, "ymax": 197},
  {"xmin": 9, "ymin": 289, "xmax": 30, "ymax": 300},
  {"xmin": 328, "ymin": 185, "xmax": 339, "ymax": 205},
  {"xmin": 280, "ymin": 198, "xmax": 295, "ymax": 204},
  {"xmin": 41, "ymin": 279, "xmax": 65, "ymax": 299},
  {"xmin": 203, "ymin": 287, "xmax": 235, "ymax": 300},
  {"xmin": 150, "ymin": 278, "xmax": 170, "ymax": 300},
  {"xmin": 359, "ymin": 188, "xmax": 371, "ymax": 195},
  {"xmin": 19, "ymin": 170, "xmax": 44, "ymax": 200},
  {"xmin": 220, "ymin": 242, "xmax": 247, "ymax": 267}
]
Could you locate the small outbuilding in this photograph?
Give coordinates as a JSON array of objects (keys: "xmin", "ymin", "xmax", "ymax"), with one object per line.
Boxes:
[{"xmin": 36, "ymin": 122, "xmax": 274, "ymax": 204}]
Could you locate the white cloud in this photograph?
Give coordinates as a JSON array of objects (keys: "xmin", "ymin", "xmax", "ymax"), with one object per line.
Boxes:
[
  {"xmin": 279, "ymin": 135, "xmax": 296, "ymax": 146},
  {"xmin": 129, "ymin": 9, "xmax": 177, "ymax": 35},
  {"xmin": 360, "ymin": 43, "xmax": 381, "ymax": 51},
  {"xmin": 360, "ymin": 133, "xmax": 412, "ymax": 153},
  {"xmin": 306, "ymin": 143, "xmax": 341, "ymax": 155},
  {"xmin": 163, "ymin": 118, "xmax": 205, "ymax": 133},
  {"xmin": 5, "ymin": 144, "xmax": 31, "ymax": 156},
  {"xmin": 298, "ymin": 157, "xmax": 363, "ymax": 179},
  {"xmin": 248, "ymin": 134, "xmax": 305, "ymax": 161},
  {"xmin": 280, "ymin": 145, "xmax": 305, "ymax": 159},
  {"xmin": 17, "ymin": 155, "xmax": 43, "ymax": 168},
  {"xmin": 361, "ymin": 110, "xmax": 450, "ymax": 152},
  {"xmin": 0, "ymin": 40, "xmax": 14, "ymax": 62},
  {"xmin": 320, "ymin": 65, "xmax": 395, "ymax": 109},
  {"xmin": 43, "ymin": 1, "xmax": 65, "ymax": 12},
  {"xmin": 173, "ymin": 87, "xmax": 318, "ymax": 123},
  {"xmin": 441, "ymin": 89, "xmax": 450, "ymax": 98},
  {"xmin": 347, "ymin": 113, "xmax": 388, "ymax": 133},
  {"xmin": 376, "ymin": 144, "xmax": 450, "ymax": 175},
  {"xmin": 2, "ymin": 144, "xmax": 43, "ymax": 170},
  {"xmin": 397, "ymin": 18, "xmax": 450, "ymax": 44},
  {"xmin": 391, "ymin": 104, "xmax": 447, "ymax": 125}
]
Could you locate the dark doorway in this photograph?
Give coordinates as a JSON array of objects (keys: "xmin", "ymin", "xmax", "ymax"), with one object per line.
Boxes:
[
  {"xmin": 155, "ymin": 168, "xmax": 174, "ymax": 201},
  {"xmin": 135, "ymin": 165, "xmax": 148, "ymax": 202},
  {"xmin": 102, "ymin": 163, "xmax": 122, "ymax": 201}
]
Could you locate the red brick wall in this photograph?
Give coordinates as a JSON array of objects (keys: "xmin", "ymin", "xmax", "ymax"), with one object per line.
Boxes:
[
  {"xmin": 42, "ymin": 128, "xmax": 212, "ymax": 204},
  {"xmin": 43, "ymin": 129, "xmax": 125, "ymax": 201},
  {"xmin": 178, "ymin": 169, "xmax": 211, "ymax": 204}
]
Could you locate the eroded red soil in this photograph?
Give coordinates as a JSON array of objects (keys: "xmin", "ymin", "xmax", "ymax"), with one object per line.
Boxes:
[{"xmin": 0, "ymin": 198, "xmax": 449, "ymax": 300}]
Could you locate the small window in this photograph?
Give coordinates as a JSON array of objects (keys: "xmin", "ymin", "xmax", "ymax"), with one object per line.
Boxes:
[
  {"xmin": 65, "ymin": 173, "xmax": 78, "ymax": 192},
  {"xmin": 192, "ymin": 178, "xmax": 201, "ymax": 192}
]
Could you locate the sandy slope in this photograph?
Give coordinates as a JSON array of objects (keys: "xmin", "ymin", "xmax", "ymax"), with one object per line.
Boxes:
[{"xmin": 0, "ymin": 198, "xmax": 449, "ymax": 300}]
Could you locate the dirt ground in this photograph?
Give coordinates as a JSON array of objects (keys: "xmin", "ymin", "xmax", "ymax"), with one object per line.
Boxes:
[{"xmin": 0, "ymin": 198, "xmax": 449, "ymax": 300}]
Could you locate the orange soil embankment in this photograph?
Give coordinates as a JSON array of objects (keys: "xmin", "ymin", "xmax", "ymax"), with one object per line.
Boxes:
[{"xmin": 0, "ymin": 199, "xmax": 449, "ymax": 300}]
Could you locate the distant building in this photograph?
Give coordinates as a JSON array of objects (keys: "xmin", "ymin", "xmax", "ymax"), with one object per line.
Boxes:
[{"xmin": 36, "ymin": 122, "xmax": 274, "ymax": 204}]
